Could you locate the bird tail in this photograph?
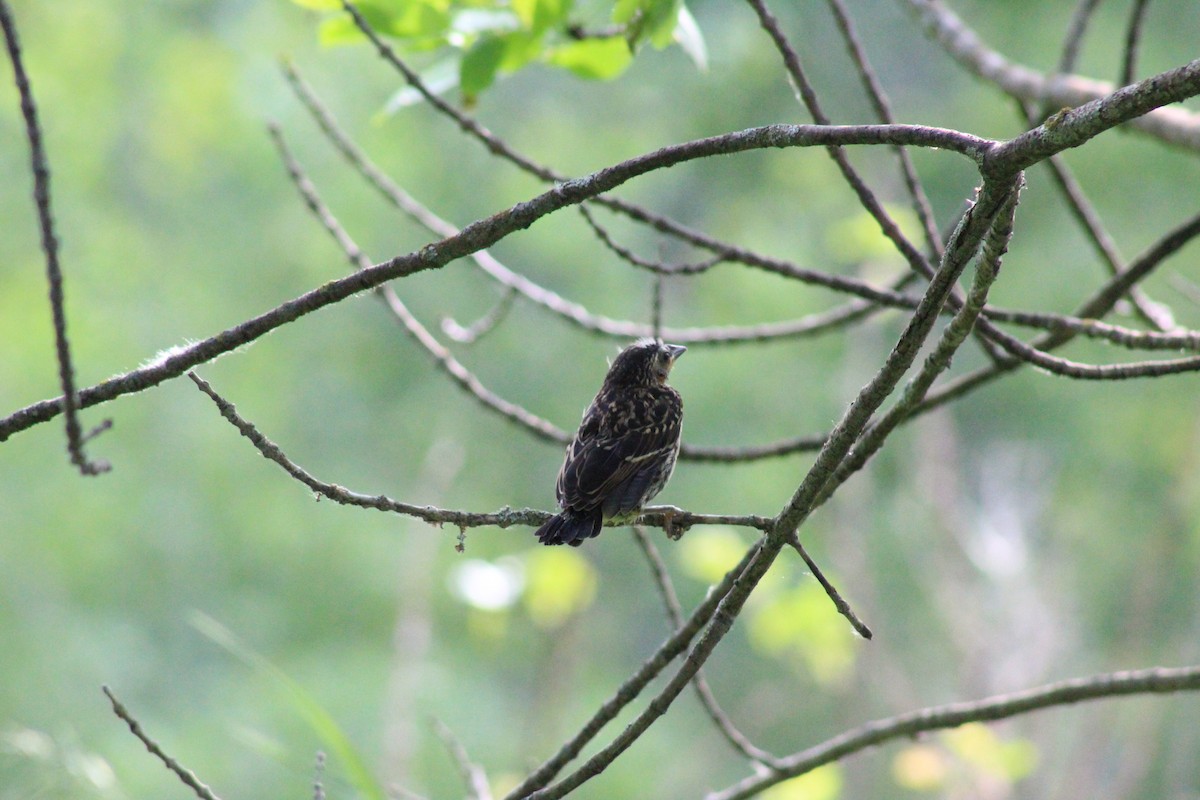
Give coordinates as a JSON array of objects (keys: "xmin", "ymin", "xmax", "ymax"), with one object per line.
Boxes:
[{"xmin": 535, "ymin": 509, "xmax": 603, "ymax": 546}]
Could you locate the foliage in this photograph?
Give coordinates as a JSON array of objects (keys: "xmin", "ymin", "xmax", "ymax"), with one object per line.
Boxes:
[{"xmin": 293, "ymin": 0, "xmax": 705, "ymax": 103}]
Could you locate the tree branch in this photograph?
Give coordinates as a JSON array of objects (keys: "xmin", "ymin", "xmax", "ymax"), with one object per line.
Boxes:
[
  {"xmin": 1, "ymin": 0, "xmax": 109, "ymax": 475},
  {"xmin": 103, "ymin": 686, "xmax": 221, "ymax": 800},
  {"xmin": 269, "ymin": 115, "xmax": 832, "ymax": 463},
  {"xmin": 901, "ymin": 0, "xmax": 1200, "ymax": 151},
  {"xmin": 188, "ymin": 371, "xmax": 767, "ymax": 537},
  {"xmin": 631, "ymin": 528, "xmax": 782, "ymax": 767},
  {"xmin": 433, "ymin": 719, "xmax": 493, "ymax": 800},
  {"xmin": 0, "ymin": 120, "xmax": 989, "ymax": 445},
  {"xmin": 708, "ymin": 664, "xmax": 1200, "ymax": 800},
  {"xmin": 504, "ymin": 542, "xmax": 762, "ymax": 799},
  {"xmin": 984, "ymin": 57, "xmax": 1200, "ymax": 177}
]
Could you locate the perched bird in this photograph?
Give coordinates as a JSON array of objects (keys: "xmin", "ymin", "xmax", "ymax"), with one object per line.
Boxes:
[{"xmin": 535, "ymin": 339, "xmax": 686, "ymax": 547}]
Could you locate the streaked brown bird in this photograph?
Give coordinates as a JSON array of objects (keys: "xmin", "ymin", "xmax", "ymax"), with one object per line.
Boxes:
[{"xmin": 535, "ymin": 339, "xmax": 686, "ymax": 547}]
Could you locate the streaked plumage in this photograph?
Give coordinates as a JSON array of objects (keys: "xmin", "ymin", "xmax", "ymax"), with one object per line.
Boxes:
[{"xmin": 535, "ymin": 339, "xmax": 686, "ymax": 547}]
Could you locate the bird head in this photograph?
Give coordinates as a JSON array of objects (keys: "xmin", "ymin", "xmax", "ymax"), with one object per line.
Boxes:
[{"xmin": 605, "ymin": 339, "xmax": 686, "ymax": 388}]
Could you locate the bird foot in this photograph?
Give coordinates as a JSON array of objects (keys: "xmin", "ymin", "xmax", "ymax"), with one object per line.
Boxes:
[{"xmin": 650, "ymin": 505, "xmax": 689, "ymax": 540}]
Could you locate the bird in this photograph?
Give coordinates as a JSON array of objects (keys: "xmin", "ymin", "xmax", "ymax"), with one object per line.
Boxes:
[{"xmin": 535, "ymin": 339, "xmax": 686, "ymax": 546}]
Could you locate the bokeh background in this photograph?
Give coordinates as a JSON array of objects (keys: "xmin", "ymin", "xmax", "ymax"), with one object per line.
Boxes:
[{"xmin": 2, "ymin": 0, "xmax": 1200, "ymax": 798}]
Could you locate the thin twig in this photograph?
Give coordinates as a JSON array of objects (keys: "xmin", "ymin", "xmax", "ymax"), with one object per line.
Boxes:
[
  {"xmin": 577, "ymin": 204, "xmax": 727, "ymax": 275},
  {"xmin": 270, "ymin": 116, "xmax": 828, "ymax": 463},
  {"xmin": 188, "ymin": 371, "xmax": 767, "ymax": 535},
  {"xmin": 1057, "ymin": 0, "xmax": 1104, "ymax": 75},
  {"xmin": 982, "ymin": 306, "xmax": 1200, "ymax": 350},
  {"xmin": 441, "ymin": 288, "xmax": 516, "ymax": 344},
  {"xmin": 504, "ymin": 541, "xmax": 762, "ymax": 799},
  {"xmin": 708, "ymin": 664, "xmax": 1200, "ymax": 800},
  {"xmin": 631, "ymin": 527, "xmax": 784, "ymax": 767},
  {"xmin": 651, "ymin": 273, "xmax": 665, "ymax": 341},
  {"xmin": 268, "ymin": 122, "xmax": 568, "ymax": 445},
  {"xmin": 313, "ymin": 751, "xmax": 326, "ymax": 800},
  {"xmin": 103, "ymin": 686, "xmax": 222, "ymax": 800},
  {"xmin": 433, "ymin": 719, "xmax": 493, "ymax": 800},
  {"xmin": 784, "ymin": 533, "xmax": 873, "ymax": 639},
  {"xmin": 1121, "ymin": 0, "xmax": 1152, "ymax": 86},
  {"xmin": 983, "ymin": 336, "xmax": 1200, "ymax": 380},
  {"xmin": 825, "ymin": 0, "xmax": 943, "ymax": 261},
  {"xmin": 751, "ymin": 0, "xmax": 1004, "ymax": 365},
  {"xmin": 815, "ymin": 179, "xmax": 1022, "ymax": 506},
  {"xmin": 746, "ymin": 0, "xmax": 933, "ymax": 281},
  {"xmin": 1019, "ymin": 98, "xmax": 1172, "ymax": 330},
  {"xmin": 900, "ymin": 0, "xmax": 1200, "ymax": 151},
  {"xmin": 1, "ymin": 0, "xmax": 109, "ymax": 475}
]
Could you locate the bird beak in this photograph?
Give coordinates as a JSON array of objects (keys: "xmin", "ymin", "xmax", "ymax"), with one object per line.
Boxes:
[{"xmin": 665, "ymin": 344, "xmax": 686, "ymax": 362}]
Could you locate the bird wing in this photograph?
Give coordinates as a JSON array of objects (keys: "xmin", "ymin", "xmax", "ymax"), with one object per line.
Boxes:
[{"xmin": 556, "ymin": 388, "xmax": 682, "ymax": 514}]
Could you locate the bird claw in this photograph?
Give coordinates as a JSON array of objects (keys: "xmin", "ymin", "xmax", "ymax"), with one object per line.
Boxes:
[{"xmin": 657, "ymin": 506, "xmax": 690, "ymax": 540}]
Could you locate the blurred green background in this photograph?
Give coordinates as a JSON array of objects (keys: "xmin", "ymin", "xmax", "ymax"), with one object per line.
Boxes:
[{"xmin": 2, "ymin": 0, "xmax": 1200, "ymax": 798}]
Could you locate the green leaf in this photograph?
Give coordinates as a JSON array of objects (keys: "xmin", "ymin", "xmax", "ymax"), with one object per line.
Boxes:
[
  {"xmin": 545, "ymin": 37, "xmax": 633, "ymax": 80},
  {"xmin": 461, "ymin": 34, "xmax": 510, "ymax": 100},
  {"xmin": 512, "ymin": 0, "xmax": 573, "ymax": 33},
  {"xmin": 190, "ymin": 612, "xmax": 387, "ymax": 800},
  {"xmin": 317, "ymin": 1, "xmax": 451, "ymax": 47},
  {"xmin": 646, "ymin": 0, "xmax": 682, "ymax": 48},
  {"xmin": 390, "ymin": 1, "xmax": 452, "ymax": 38},
  {"xmin": 451, "ymin": 8, "xmax": 520, "ymax": 37},
  {"xmin": 612, "ymin": 0, "xmax": 641, "ymax": 24},
  {"xmin": 288, "ymin": 0, "xmax": 342, "ymax": 9},
  {"xmin": 614, "ymin": 0, "xmax": 680, "ymax": 49},
  {"xmin": 673, "ymin": 4, "xmax": 707, "ymax": 70}
]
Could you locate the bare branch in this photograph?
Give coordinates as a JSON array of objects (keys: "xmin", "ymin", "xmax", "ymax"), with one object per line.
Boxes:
[
  {"xmin": 267, "ymin": 122, "xmax": 569, "ymax": 445},
  {"xmin": 747, "ymin": 0, "xmax": 932, "ymax": 282},
  {"xmin": 1057, "ymin": 0, "xmax": 1104, "ymax": 75},
  {"xmin": 631, "ymin": 528, "xmax": 783, "ymax": 767},
  {"xmin": 188, "ymin": 371, "xmax": 767, "ymax": 536},
  {"xmin": 913, "ymin": 206, "xmax": 1200, "ymax": 416},
  {"xmin": 270, "ymin": 116, "xmax": 831, "ymax": 463},
  {"xmin": 1121, "ymin": 0, "xmax": 1152, "ymax": 86},
  {"xmin": 708, "ymin": 664, "xmax": 1200, "ymax": 800},
  {"xmin": 901, "ymin": 0, "xmax": 1200, "ymax": 151},
  {"xmin": 504, "ymin": 541, "xmax": 762, "ymax": 799},
  {"xmin": 982, "ymin": 335, "xmax": 1200, "ymax": 380},
  {"xmin": 441, "ymin": 288, "xmax": 516, "ymax": 344},
  {"xmin": 984, "ymin": 58, "xmax": 1200, "ymax": 177},
  {"xmin": 1022, "ymin": 100, "xmax": 1173, "ymax": 332},
  {"xmin": 819, "ymin": 178, "xmax": 1020, "ymax": 506},
  {"xmin": 433, "ymin": 719, "xmax": 493, "ymax": 800},
  {"xmin": 784, "ymin": 533, "xmax": 873, "ymax": 639},
  {"xmin": 750, "ymin": 0, "xmax": 1007, "ymax": 368},
  {"xmin": 577, "ymin": 204, "xmax": 727, "ymax": 276},
  {"xmin": 103, "ymin": 686, "xmax": 222, "ymax": 800},
  {"xmin": 826, "ymin": 0, "xmax": 943, "ymax": 260},
  {"xmin": 1, "ymin": 119, "xmax": 981, "ymax": 445},
  {"xmin": 188, "ymin": 371, "xmax": 543, "ymax": 530},
  {"xmin": 1, "ymin": 0, "xmax": 109, "ymax": 475},
  {"xmin": 983, "ymin": 307, "xmax": 1200, "ymax": 351}
]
